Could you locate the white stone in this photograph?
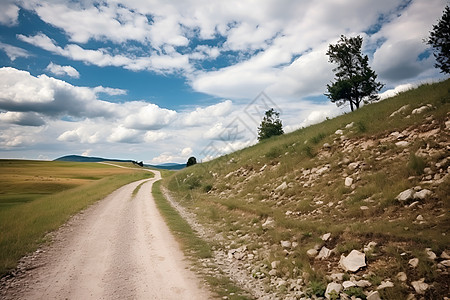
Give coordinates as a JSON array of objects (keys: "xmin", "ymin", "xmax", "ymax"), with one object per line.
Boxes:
[
  {"xmin": 367, "ymin": 290, "xmax": 381, "ymax": 300},
  {"xmin": 395, "ymin": 141, "xmax": 409, "ymax": 147},
  {"xmin": 335, "ymin": 129, "xmax": 344, "ymax": 135},
  {"xmin": 412, "ymin": 105, "xmax": 430, "ymax": 115},
  {"xmin": 271, "ymin": 260, "xmax": 281, "ymax": 269},
  {"xmin": 397, "ymin": 272, "xmax": 407, "ymax": 282},
  {"xmin": 292, "ymin": 242, "xmax": 298, "ymax": 248},
  {"xmin": 342, "ymin": 280, "xmax": 356, "ymax": 289},
  {"xmin": 268, "ymin": 269, "xmax": 277, "ymax": 276},
  {"xmin": 321, "ymin": 233, "xmax": 331, "ymax": 241},
  {"xmin": 262, "ymin": 217, "xmax": 275, "ymax": 229},
  {"xmin": 409, "ymin": 258, "xmax": 419, "ymax": 268},
  {"xmin": 441, "ymin": 250, "xmax": 450, "ymax": 259},
  {"xmin": 275, "ymin": 182, "xmax": 288, "ymax": 191},
  {"xmin": 355, "ymin": 280, "xmax": 372, "ymax": 287},
  {"xmin": 307, "ymin": 249, "xmax": 318, "ymax": 257},
  {"xmin": 316, "ymin": 247, "xmax": 332, "ymax": 260},
  {"xmin": 339, "ymin": 250, "xmax": 366, "ymax": 272},
  {"xmin": 414, "ymin": 189, "xmax": 432, "ymax": 200},
  {"xmin": 329, "ymin": 273, "xmax": 344, "ymax": 281},
  {"xmin": 411, "ymin": 278, "xmax": 429, "ymax": 294},
  {"xmin": 259, "ymin": 164, "xmax": 267, "ymax": 172},
  {"xmin": 378, "ymin": 280, "xmax": 394, "ymax": 289},
  {"xmin": 416, "ymin": 214, "xmax": 424, "ymax": 221},
  {"xmin": 345, "ymin": 177, "xmax": 353, "ymax": 187},
  {"xmin": 425, "ymin": 248, "xmax": 437, "ymax": 260},
  {"xmin": 345, "ymin": 122, "xmax": 354, "ymax": 128},
  {"xmin": 280, "ymin": 240, "xmax": 292, "ymax": 248},
  {"xmin": 390, "ymin": 105, "xmax": 410, "ymax": 117},
  {"xmin": 360, "ymin": 206, "xmax": 369, "ymax": 210},
  {"xmin": 325, "ymin": 282, "xmax": 342, "ymax": 299},
  {"xmin": 396, "ymin": 189, "xmax": 415, "ymax": 202},
  {"xmin": 438, "ymin": 260, "xmax": 450, "ymax": 267}
]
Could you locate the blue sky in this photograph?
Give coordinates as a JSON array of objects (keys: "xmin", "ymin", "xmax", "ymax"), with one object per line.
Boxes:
[{"xmin": 0, "ymin": 0, "xmax": 447, "ymax": 163}]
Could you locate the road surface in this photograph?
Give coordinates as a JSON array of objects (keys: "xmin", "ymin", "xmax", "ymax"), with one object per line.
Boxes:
[{"xmin": 6, "ymin": 169, "xmax": 210, "ymax": 299}]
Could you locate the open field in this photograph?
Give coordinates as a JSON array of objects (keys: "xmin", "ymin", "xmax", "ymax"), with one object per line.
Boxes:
[
  {"xmin": 165, "ymin": 80, "xmax": 450, "ymax": 298},
  {"xmin": 0, "ymin": 160, "xmax": 153, "ymax": 275}
]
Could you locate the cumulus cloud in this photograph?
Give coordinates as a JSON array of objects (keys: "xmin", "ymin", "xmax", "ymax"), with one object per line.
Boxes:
[
  {"xmin": 93, "ymin": 86, "xmax": 127, "ymax": 96},
  {"xmin": 150, "ymin": 147, "xmax": 193, "ymax": 164},
  {"xmin": 0, "ymin": 1, "xmax": 19, "ymax": 26},
  {"xmin": 182, "ymin": 100, "xmax": 233, "ymax": 126},
  {"xmin": 46, "ymin": 62, "xmax": 80, "ymax": 78},
  {"xmin": 123, "ymin": 103, "xmax": 177, "ymax": 130},
  {"xmin": 0, "ymin": 111, "xmax": 45, "ymax": 126},
  {"xmin": 0, "ymin": 42, "xmax": 30, "ymax": 61}
]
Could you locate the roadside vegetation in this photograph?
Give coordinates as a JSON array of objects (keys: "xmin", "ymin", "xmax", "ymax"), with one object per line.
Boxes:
[
  {"xmin": 164, "ymin": 79, "xmax": 450, "ymax": 299},
  {"xmin": 0, "ymin": 160, "xmax": 153, "ymax": 276}
]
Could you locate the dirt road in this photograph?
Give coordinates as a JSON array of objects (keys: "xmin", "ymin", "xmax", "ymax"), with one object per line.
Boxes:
[{"xmin": 4, "ymin": 170, "xmax": 210, "ymax": 299}]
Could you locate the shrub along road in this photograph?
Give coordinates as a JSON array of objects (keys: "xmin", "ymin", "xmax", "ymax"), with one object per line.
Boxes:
[{"xmin": 2, "ymin": 168, "xmax": 210, "ymax": 299}]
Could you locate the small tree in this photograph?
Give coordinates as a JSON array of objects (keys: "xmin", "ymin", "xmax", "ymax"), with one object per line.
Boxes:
[
  {"xmin": 186, "ymin": 156, "xmax": 197, "ymax": 167},
  {"xmin": 257, "ymin": 108, "xmax": 283, "ymax": 141},
  {"xmin": 427, "ymin": 5, "xmax": 450, "ymax": 74},
  {"xmin": 326, "ymin": 35, "xmax": 383, "ymax": 111}
]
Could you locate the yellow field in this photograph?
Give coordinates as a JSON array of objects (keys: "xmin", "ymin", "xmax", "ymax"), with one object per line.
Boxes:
[{"xmin": 0, "ymin": 159, "xmax": 153, "ymax": 275}]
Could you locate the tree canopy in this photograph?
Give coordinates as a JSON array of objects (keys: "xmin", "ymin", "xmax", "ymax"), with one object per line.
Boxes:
[
  {"xmin": 427, "ymin": 5, "xmax": 450, "ymax": 74},
  {"xmin": 186, "ymin": 156, "xmax": 197, "ymax": 167},
  {"xmin": 257, "ymin": 108, "xmax": 284, "ymax": 141},
  {"xmin": 326, "ymin": 35, "xmax": 383, "ymax": 111}
]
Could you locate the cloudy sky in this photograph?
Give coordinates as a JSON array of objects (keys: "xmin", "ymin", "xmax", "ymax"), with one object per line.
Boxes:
[{"xmin": 0, "ymin": 0, "xmax": 447, "ymax": 164}]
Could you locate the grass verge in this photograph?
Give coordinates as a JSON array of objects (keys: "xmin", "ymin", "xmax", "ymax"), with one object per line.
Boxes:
[{"xmin": 152, "ymin": 179, "xmax": 251, "ymax": 300}]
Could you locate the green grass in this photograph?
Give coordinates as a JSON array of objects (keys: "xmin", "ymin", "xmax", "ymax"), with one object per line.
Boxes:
[
  {"xmin": 0, "ymin": 160, "xmax": 153, "ymax": 276},
  {"xmin": 164, "ymin": 79, "xmax": 450, "ymax": 298}
]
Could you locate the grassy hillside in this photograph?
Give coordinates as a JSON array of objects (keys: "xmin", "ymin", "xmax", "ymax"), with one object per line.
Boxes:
[
  {"xmin": 165, "ymin": 79, "xmax": 450, "ymax": 299},
  {"xmin": 0, "ymin": 160, "xmax": 153, "ymax": 276}
]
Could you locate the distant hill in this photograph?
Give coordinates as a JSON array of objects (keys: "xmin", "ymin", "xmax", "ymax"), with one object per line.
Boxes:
[{"xmin": 54, "ymin": 155, "xmax": 185, "ymax": 170}]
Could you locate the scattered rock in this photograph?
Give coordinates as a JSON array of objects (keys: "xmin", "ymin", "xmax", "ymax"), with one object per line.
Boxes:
[
  {"xmin": 339, "ymin": 250, "xmax": 366, "ymax": 272},
  {"xmin": 412, "ymin": 105, "xmax": 431, "ymax": 115},
  {"xmin": 262, "ymin": 217, "xmax": 275, "ymax": 229},
  {"xmin": 397, "ymin": 272, "xmax": 407, "ymax": 282},
  {"xmin": 367, "ymin": 290, "xmax": 381, "ymax": 300},
  {"xmin": 321, "ymin": 233, "xmax": 331, "ymax": 241},
  {"xmin": 307, "ymin": 249, "xmax": 318, "ymax": 257},
  {"xmin": 342, "ymin": 280, "xmax": 356, "ymax": 289},
  {"xmin": 409, "ymin": 258, "xmax": 419, "ymax": 268},
  {"xmin": 377, "ymin": 280, "xmax": 394, "ymax": 289},
  {"xmin": 316, "ymin": 247, "xmax": 332, "ymax": 260},
  {"xmin": 364, "ymin": 242, "xmax": 377, "ymax": 253},
  {"xmin": 329, "ymin": 273, "xmax": 344, "ymax": 281},
  {"xmin": 438, "ymin": 260, "xmax": 450, "ymax": 268},
  {"xmin": 268, "ymin": 269, "xmax": 277, "ymax": 276},
  {"xmin": 323, "ymin": 143, "xmax": 331, "ymax": 149},
  {"xmin": 345, "ymin": 122, "xmax": 354, "ymax": 128},
  {"xmin": 335, "ymin": 129, "xmax": 344, "ymax": 135},
  {"xmin": 271, "ymin": 260, "xmax": 280, "ymax": 269},
  {"xmin": 416, "ymin": 214, "xmax": 424, "ymax": 221},
  {"xmin": 259, "ymin": 164, "xmax": 267, "ymax": 172},
  {"xmin": 325, "ymin": 282, "xmax": 342, "ymax": 299},
  {"xmin": 395, "ymin": 141, "xmax": 409, "ymax": 147},
  {"xmin": 441, "ymin": 251, "xmax": 450, "ymax": 259},
  {"xmin": 414, "ymin": 189, "xmax": 432, "ymax": 200},
  {"xmin": 390, "ymin": 105, "xmax": 410, "ymax": 117},
  {"xmin": 425, "ymin": 248, "xmax": 437, "ymax": 260},
  {"xmin": 411, "ymin": 278, "xmax": 429, "ymax": 294},
  {"xmin": 355, "ymin": 280, "xmax": 372, "ymax": 287},
  {"xmin": 348, "ymin": 162, "xmax": 359, "ymax": 170},
  {"xmin": 344, "ymin": 177, "xmax": 353, "ymax": 187},
  {"xmin": 396, "ymin": 189, "xmax": 415, "ymax": 202},
  {"xmin": 275, "ymin": 182, "xmax": 288, "ymax": 191},
  {"xmin": 280, "ymin": 240, "xmax": 292, "ymax": 249}
]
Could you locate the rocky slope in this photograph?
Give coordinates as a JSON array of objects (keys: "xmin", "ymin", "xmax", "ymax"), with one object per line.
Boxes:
[{"xmin": 165, "ymin": 80, "xmax": 449, "ymax": 299}]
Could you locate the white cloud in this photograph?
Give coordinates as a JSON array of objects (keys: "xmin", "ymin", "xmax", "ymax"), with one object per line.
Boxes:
[
  {"xmin": 46, "ymin": 62, "xmax": 80, "ymax": 78},
  {"xmin": 182, "ymin": 100, "xmax": 233, "ymax": 126},
  {"xmin": 93, "ymin": 86, "xmax": 127, "ymax": 96},
  {"xmin": 0, "ymin": 1, "xmax": 19, "ymax": 26},
  {"xmin": 150, "ymin": 147, "xmax": 193, "ymax": 164},
  {"xmin": 123, "ymin": 103, "xmax": 177, "ymax": 130},
  {"xmin": 379, "ymin": 83, "xmax": 414, "ymax": 100},
  {"xmin": 0, "ymin": 42, "xmax": 30, "ymax": 61},
  {"xmin": 0, "ymin": 111, "xmax": 45, "ymax": 126}
]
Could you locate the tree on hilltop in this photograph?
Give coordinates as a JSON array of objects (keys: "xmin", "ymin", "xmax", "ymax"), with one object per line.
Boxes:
[
  {"xmin": 257, "ymin": 108, "xmax": 284, "ymax": 141},
  {"xmin": 326, "ymin": 35, "xmax": 384, "ymax": 111},
  {"xmin": 186, "ymin": 156, "xmax": 197, "ymax": 167},
  {"xmin": 427, "ymin": 5, "xmax": 450, "ymax": 74}
]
